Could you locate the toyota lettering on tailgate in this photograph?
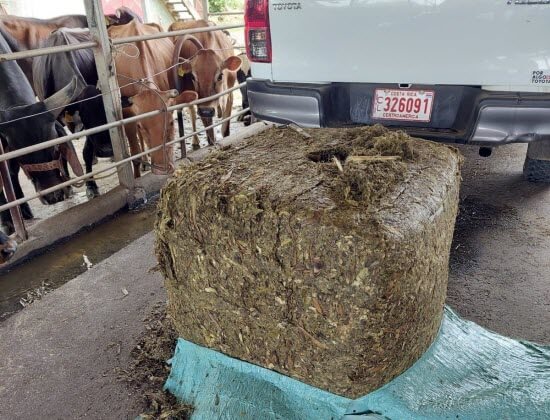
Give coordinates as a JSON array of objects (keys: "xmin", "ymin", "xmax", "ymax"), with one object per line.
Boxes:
[{"xmin": 372, "ymin": 89, "xmax": 435, "ymax": 123}]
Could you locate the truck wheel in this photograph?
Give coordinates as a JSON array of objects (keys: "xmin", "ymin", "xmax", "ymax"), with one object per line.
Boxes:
[{"xmin": 523, "ymin": 141, "xmax": 550, "ymax": 183}]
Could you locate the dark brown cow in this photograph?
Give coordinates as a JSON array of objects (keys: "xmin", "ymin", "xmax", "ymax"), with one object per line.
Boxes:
[
  {"xmin": 170, "ymin": 20, "xmax": 242, "ymax": 149},
  {"xmin": 108, "ymin": 20, "xmax": 197, "ymax": 176}
]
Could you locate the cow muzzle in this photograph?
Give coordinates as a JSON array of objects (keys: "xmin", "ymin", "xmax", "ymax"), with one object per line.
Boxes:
[{"xmin": 198, "ymin": 107, "xmax": 215, "ymax": 118}]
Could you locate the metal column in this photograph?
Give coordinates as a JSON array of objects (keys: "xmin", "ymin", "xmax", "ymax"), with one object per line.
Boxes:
[{"xmin": 83, "ymin": 0, "xmax": 145, "ymax": 207}]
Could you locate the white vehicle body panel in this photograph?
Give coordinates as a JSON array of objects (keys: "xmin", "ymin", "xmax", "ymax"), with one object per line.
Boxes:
[{"xmin": 266, "ymin": 0, "xmax": 550, "ymax": 91}]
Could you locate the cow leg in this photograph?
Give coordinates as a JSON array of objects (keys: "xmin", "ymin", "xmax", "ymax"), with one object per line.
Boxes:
[
  {"xmin": 0, "ymin": 162, "xmax": 33, "ymax": 233},
  {"xmin": 200, "ymin": 115, "xmax": 215, "ymax": 145},
  {"xmin": 222, "ymin": 92, "xmax": 234, "ymax": 138},
  {"xmin": 83, "ymin": 139, "xmax": 99, "ymax": 199},
  {"xmin": 0, "ymin": 161, "xmax": 32, "ymax": 234},
  {"xmin": 9, "ymin": 161, "xmax": 33, "ymax": 221},
  {"xmin": 125, "ymin": 121, "xmax": 142, "ymax": 178},
  {"xmin": 137, "ymin": 126, "xmax": 151, "ymax": 172},
  {"xmin": 189, "ymin": 106, "xmax": 201, "ymax": 149},
  {"xmin": 177, "ymin": 109, "xmax": 186, "ymax": 156}
]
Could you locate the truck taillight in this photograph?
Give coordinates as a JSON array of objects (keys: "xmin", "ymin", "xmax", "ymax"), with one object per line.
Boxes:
[{"xmin": 245, "ymin": 0, "xmax": 271, "ymax": 63}]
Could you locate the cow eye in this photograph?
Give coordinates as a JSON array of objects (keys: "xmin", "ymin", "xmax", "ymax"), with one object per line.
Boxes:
[{"xmin": 217, "ymin": 73, "xmax": 223, "ymax": 82}]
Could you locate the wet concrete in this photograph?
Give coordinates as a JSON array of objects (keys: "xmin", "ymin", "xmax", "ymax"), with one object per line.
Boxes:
[{"xmin": 0, "ymin": 200, "xmax": 156, "ymax": 321}]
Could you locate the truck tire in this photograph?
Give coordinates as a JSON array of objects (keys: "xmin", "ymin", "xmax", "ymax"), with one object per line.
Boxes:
[{"xmin": 523, "ymin": 141, "xmax": 550, "ymax": 183}]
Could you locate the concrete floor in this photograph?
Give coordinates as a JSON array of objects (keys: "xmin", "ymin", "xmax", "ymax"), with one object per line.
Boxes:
[
  {"xmin": 448, "ymin": 143, "xmax": 550, "ymax": 344},
  {"xmin": 0, "ymin": 138, "xmax": 548, "ymax": 419},
  {"xmin": 0, "ymin": 233, "xmax": 163, "ymax": 420}
]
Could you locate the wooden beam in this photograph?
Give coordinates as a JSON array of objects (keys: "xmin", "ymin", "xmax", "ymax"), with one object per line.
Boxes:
[
  {"xmin": 182, "ymin": 0, "xmax": 201, "ymax": 20},
  {"xmin": 200, "ymin": 0, "xmax": 209, "ymax": 19},
  {"xmin": 83, "ymin": 0, "xmax": 144, "ymax": 207}
]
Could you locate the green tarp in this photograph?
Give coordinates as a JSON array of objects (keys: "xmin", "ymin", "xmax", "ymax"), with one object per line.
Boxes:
[{"xmin": 165, "ymin": 307, "xmax": 550, "ymax": 419}]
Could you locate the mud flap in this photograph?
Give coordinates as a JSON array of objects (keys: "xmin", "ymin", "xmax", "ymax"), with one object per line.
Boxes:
[
  {"xmin": 524, "ymin": 140, "xmax": 550, "ymax": 182},
  {"xmin": 527, "ymin": 139, "xmax": 550, "ymax": 161}
]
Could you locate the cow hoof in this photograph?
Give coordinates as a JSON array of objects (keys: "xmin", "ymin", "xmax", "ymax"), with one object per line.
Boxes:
[
  {"xmin": 86, "ymin": 187, "xmax": 100, "ymax": 200},
  {"xmin": 192, "ymin": 143, "xmax": 201, "ymax": 151},
  {"xmin": 140, "ymin": 161, "xmax": 152, "ymax": 172},
  {"xmin": 21, "ymin": 203, "xmax": 34, "ymax": 220}
]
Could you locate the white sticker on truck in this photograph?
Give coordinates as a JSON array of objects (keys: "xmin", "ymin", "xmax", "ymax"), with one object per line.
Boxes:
[{"xmin": 531, "ymin": 70, "xmax": 550, "ymax": 84}]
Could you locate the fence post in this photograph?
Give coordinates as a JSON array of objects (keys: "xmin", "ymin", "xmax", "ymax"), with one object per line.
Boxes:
[
  {"xmin": 0, "ymin": 143, "xmax": 28, "ymax": 240},
  {"xmin": 201, "ymin": 0, "xmax": 209, "ymax": 20},
  {"xmin": 83, "ymin": 0, "xmax": 145, "ymax": 207}
]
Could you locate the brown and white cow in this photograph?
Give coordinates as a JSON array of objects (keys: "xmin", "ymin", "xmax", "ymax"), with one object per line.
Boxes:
[
  {"xmin": 109, "ymin": 20, "xmax": 197, "ymax": 176},
  {"xmin": 170, "ymin": 20, "xmax": 241, "ymax": 149}
]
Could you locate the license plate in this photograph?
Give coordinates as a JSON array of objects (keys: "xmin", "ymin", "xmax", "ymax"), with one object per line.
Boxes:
[{"xmin": 371, "ymin": 89, "xmax": 435, "ymax": 122}]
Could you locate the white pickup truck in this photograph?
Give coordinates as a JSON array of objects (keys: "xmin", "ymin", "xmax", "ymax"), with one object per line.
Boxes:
[{"xmin": 244, "ymin": 0, "xmax": 550, "ymax": 182}]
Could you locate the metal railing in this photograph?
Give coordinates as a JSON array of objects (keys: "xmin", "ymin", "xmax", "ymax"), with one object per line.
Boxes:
[{"xmin": 0, "ymin": 0, "xmax": 248, "ymax": 241}]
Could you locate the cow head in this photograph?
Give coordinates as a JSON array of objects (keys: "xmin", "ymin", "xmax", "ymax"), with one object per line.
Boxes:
[
  {"xmin": 105, "ymin": 6, "xmax": 143, "ymax": 26},
  {"xmin": 177, "ymin": 48, "xmax": 242, "ymax": 118},
  {"xmin": 127, "ymin": 89, "xmax": 197, "ymax": 175},
  {"xmin": 0, "ymin": 77, "xmax": 81, "ymax": 204}
]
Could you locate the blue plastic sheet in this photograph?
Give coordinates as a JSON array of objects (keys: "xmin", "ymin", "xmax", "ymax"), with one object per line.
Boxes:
[{"xmin": 165, "ymin": 307, "xmax": 550, "ymax": 419}]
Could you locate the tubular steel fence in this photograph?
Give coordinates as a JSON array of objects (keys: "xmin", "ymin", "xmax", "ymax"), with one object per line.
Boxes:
[{"xmin": 0, "ymin": 0, "xmax": 247, "ymax": 242}]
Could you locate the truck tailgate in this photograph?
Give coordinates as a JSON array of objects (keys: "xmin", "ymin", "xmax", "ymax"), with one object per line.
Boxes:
[{"xmin": 269, "ymin": 1, "xmax": 550, "ymax": 88}]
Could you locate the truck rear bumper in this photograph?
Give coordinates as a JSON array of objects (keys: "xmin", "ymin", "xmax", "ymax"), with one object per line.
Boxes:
[{"xmin": 247, "ymin": 79, "xmax": 550, "ymax": 145}]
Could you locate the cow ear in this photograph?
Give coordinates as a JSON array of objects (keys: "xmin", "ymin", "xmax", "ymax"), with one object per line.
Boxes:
[
  {"xmin": 223, "ymin": 56, "xmax": 242, "ymax": 72},
  {"xmin": 174, "ymin": 90, "xmax": 198, "ymax": 105},
  {"xmin": 43, "ymin": 77, "xmax": 82, "ymax": 119},
  {"xmin": 178, "ymin": 62, "xmax": 193, "ymax": 77}
]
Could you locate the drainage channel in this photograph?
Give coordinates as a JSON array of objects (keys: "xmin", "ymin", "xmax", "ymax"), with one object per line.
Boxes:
[{"xmin": 0, "ymin": 200, "xmax": 157, "ymax": 321}]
